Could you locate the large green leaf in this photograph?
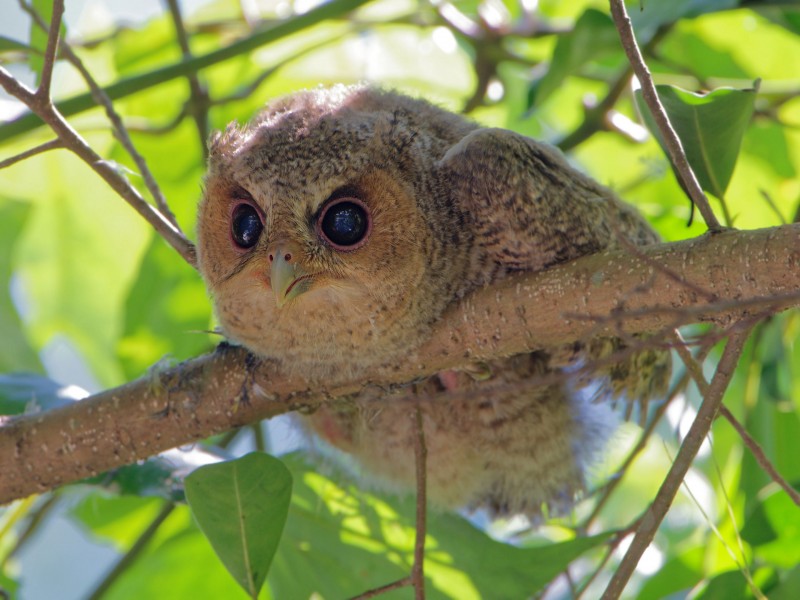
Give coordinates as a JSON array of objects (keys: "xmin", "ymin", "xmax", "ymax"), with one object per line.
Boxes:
[
  {"xmin": 116, "ymin": 236, "xmax": 213, "ymax": 381},
  {"xmin": 185, "ymin": 453, "xmax": 292, "ymax": 599},
  {"xmin": 629, "ymin": 0, "xmax": 738, "ymax": 41},
  {"xmin": 2, "ymin": 148, "xmax": 152, "ymax": 387},
  {"xmin": 270, "ymin": 453, "xmax": 613, "ymax": 599},
  {"xmin": 635, "ymin": 84, "xmax": 757, "ymax": 199},
  {"xmin": 770, "ymin": 565, "xmax": 800, "ymax": 600},
  {"xmin": 742, "ymin": 487, "xmax": 800, "ymax": 569},
  {"xmin": 0, "ymin": 201, "xmax": 40, "ymax": 372},
  {"xmin": 529, "ymin": 9, "xmax": 620, "ymax": 108}
]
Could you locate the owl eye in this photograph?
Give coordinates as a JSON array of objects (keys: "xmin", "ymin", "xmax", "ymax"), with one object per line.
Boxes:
[
  {"xmin": 317, "ymin": 198, "xmax": 371, "ymax": 250},
  {"xmin": 231, "ymin": 202, "xmax": 263, "ymax": 249}
]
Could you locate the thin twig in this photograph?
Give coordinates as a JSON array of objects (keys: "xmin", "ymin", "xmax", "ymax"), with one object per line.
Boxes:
[
  {"xmin": 34, "ymin": 0, "xmax": 63, "ymax": 101},
  {"xmin": 20, "ymin": 0, "xmax": 183, "ymax": 232},
  {"xmin": 601, "ymin": 324, "xmax": 751, "ymax": 599},
  {"xmin": 4, "ymin": 494, "xmax": 60, "ymax": 563},
  {"xmin": 164, "ymin": 0, "xmax": 210, "ymax": 157},
  {"xmin": 1, "ymin": 0, "xmax": 373, "ymax": 141},
  {"xmin": 0, "ymin": 68, "xmax": 197, "ymax": 266},
  {"xmin": 720, "ymin": 406, "xmax": 800, "ymax": 506},
  {"xmin": 580, "ymin": 376, "xmax": 682, "ymax": 531},
  {"xmin": 0, "ymin": 138, "xmax": 64, "ymax": 169},
  {"xmin": 349, "ymin": 405, "xmax": 428, "ymax": 600},
  {"xmin": 411, "ymin": 404, "xmax": 428, "ymax": 600},
  {"xmin": 608, "ymin": 0, "xmax": 723, "ymax": 233},
  {"xmin": 672, "ymin": 331, "xmax": 800, "ymax": 506},
  {"xmin": 86, "ymin": 502, "xmax": 176, "ymax": 600},
  {"xmin": 350, "ymin": 576, "xmax": 412, "ymax": 600}
]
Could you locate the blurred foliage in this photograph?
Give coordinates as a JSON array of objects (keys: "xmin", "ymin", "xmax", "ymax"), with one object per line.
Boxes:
[{"xmin": 0, "ymin": 0, "xmax": 798, "ymax": 598}]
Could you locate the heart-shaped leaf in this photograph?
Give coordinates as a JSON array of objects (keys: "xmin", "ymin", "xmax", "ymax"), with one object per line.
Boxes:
[
  {"xmin": 185, "ymin": 452, "xmax": 292, "ymax": 599},
  {"xmin": 635, "ymin": 84, "xmax": 757, "ymax": 199}
]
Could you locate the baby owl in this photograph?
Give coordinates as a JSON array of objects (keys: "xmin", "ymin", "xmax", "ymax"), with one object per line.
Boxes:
[{"xmin": 197, "ymin": 84, "xmax": 669, "ymax": 517}]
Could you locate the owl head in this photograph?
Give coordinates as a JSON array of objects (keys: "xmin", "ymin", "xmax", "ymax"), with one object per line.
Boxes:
[{"xmin": 197, "ymin": 85, "xmax": 477, "ymax": 379}]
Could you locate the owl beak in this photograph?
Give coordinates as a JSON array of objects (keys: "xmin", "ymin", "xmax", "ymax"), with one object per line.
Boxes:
[{"xmin": 268, "ymin": 241, "xmax": 312, "ymax": 308}]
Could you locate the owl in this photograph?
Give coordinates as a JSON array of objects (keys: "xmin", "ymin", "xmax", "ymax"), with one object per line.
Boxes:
[{"xmin": 196, "ymin": 85, "xmax": 670, "ymax": 517}]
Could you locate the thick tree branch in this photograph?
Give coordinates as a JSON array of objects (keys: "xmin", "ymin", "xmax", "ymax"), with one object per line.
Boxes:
[{"xmin": 0, "ymin": 224, "xmax": 798, "ymax": 504}]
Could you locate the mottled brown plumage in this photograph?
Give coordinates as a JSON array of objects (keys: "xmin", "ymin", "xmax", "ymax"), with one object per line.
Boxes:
[{"xmin": 197, "ymin": 84, "xmax": 669, "ymax": 518}]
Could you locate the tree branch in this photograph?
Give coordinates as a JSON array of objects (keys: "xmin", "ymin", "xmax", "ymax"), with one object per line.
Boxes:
[
  {"xmin": 601, "ymin": 325, "xmax": 752, "ymax": 599},
  {"xmin": 0, "ymin": 67, "xmax": 197, "ymax": 267},
  {"xmin": 673, "ymin": 336, "xmax": 800, "ymax": 507},
  {"xmin": 0, "ymin": 0, "xmax": 373, "ymax": 141},
  {"xmin": 0, "ymin": 224, "xmax": 797, "ymax": 504},
  {"xmin": 608, "ymin": 0, "xmax": 723, "ymax": 232}
]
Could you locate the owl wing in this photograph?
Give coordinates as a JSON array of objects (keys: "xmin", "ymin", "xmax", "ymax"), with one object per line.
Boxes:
[
  {"xmin": 437, "ymin": 128, "xmax": 670, "ymax": 407},
  {"xmin": 437, "ymin": 128, "xmax": 658, "ymax": 275}
]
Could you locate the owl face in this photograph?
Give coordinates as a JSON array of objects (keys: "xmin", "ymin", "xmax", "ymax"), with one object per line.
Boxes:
[{"xmin": 197, "ymin": 89, "xmax": 469, "ymax": 379}]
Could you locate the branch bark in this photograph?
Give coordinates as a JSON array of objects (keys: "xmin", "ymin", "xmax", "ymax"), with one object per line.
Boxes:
[{"xmin": 1, "ymin": 224, "xmax": 798, "ymax": 504}]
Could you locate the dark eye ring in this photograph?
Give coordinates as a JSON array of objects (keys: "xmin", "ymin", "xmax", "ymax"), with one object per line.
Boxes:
[
  {"xmin": 316, "ymin": 197, "xmax": 371, "ymax": 251},
  {"xmin": 230, "ymin": 201, "xmax": 264, "ymax": 250}
]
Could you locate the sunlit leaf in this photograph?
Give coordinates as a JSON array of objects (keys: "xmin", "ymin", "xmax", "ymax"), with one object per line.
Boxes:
[
  {"xmin": 629, "ymin": 0, "xmax": 738, "ymax": 41},
  {"xmin": 638, "ymin": 546, "xmax": 704, "ymax": 600},
  {"xmin": 529, "ymin": 9, "xmax": 620, "ymax": 108},
  {"xmin": 770, "ymin": 565, "xmax": 800, "ymax": 600},
  {"xmin": 104, "ymin": 523, "xmax": 264, "ymax": 600},
  {"xmin": 0, "ymin": 201, "xmax": 40, "ymax": 372},
  {"xmin": 270, "ymin": 454, "xmax": 613, "ymax": 599},
  {"xmin": 185, "ymin": 453, "xmax": 292, "ymax": 599},
  {"xmin": 72, "ymin": 494, "xmax": 169, "ymax": 550},
  {"xmin": 116, "ymin": 237, "xmax": 213, "ymax": 380},
  {"xmin": 634, "ymin": 84, "xmax": 757, "ymax": 198},
  {"xmin": 0, "ymin": 36, "xmax": 35, "ymax": 53},
  {"xmin": 5, "ymin": 149, "xmax": 151, "ymax": 387},
  {"xmin": 742, "ymin": 488, "xmax": 800, "ymax": 569}
]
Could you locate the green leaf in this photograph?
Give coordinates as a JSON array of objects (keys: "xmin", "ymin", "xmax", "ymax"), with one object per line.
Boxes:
[
  {"xmin": 629, "ymin": 0, "xmax": 738, "ymax": 41},
  {"xmin": 72, "ymin": 494, "xmax": 169, "ymax": 550},
  {"xmin": 82, "ymin": 456, "xmax": 189, "ymax": 501},
  {"xmin": 529, "ymin": 9, "xmax": 619, "ymax": 108},
  {"xmin": 0, "ymin": 201, "xmax": 40, "ymax": 372},
  {"xmin": 116, "ymin": 236, "xmax": 213, "ymax": 381},
  {"xmin": 185, "ymin": 453, "xmax": 292, "ymax": 599},
  {"xmin": 693, "ymin": 568, "xmax": 770, "ymax": 600},
  {"xmin": 270, "ymin": 454, "xmax": 613, "ymax": 599},
  {"xmin": 638, "ymin": 546, "xmax": 704, "ymax": 599},
  {"xmin": 770, "ymin": 565, "xmax": 800, "ymax": 600},
  {"xmin": 634, "ymin": 84, "xmax": 757, "ymax": 199},
  {"xmin": 0, "ymin": 372, "xmax": 84, "ymax": 414},
  {"xmin": 756, "ymin": 7, "xmax": 800, "ymax": 36},
  {"xmin": 104, "ymin": 522, "xmax": 263, "ymax": 600},
  {"xmin": 2, "ymin": 148, "xmax": 152, "ymax": 387},
  {"xmin": 742, "ymin": 488, "xmax": 800, "ymax": 569},
  {"xmin": 0, "ymin": 35, "xmax": 35, "ymax": 53}
]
